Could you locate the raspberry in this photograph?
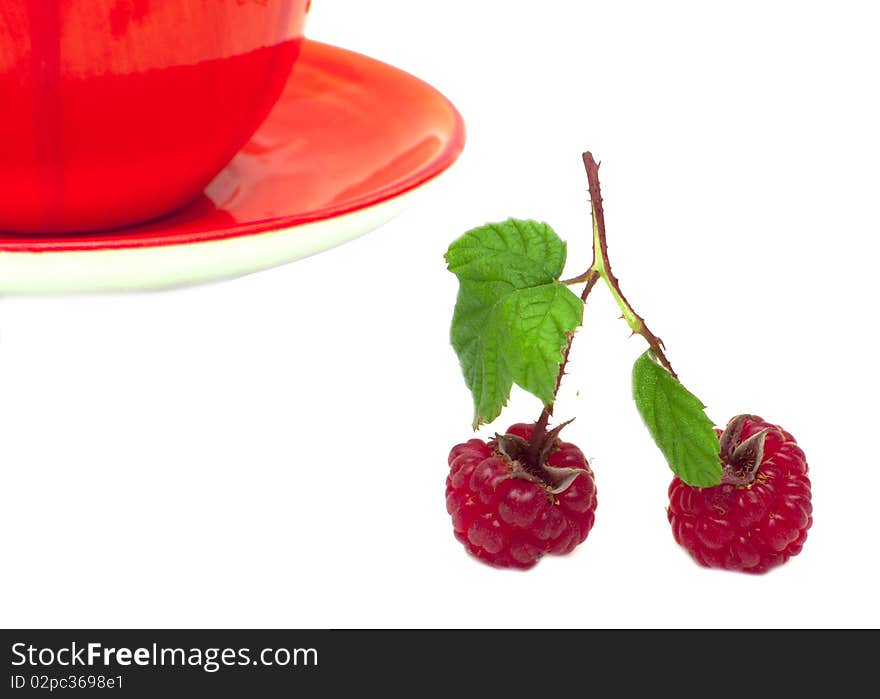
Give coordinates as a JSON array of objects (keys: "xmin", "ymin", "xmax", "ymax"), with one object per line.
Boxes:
[
  {"xmin": 446, "ymin": 422, "xmax": 597, "ymax": 569},
  {"xmin": 667, "ymin": 414, "xmax": 812, "ymax": 574}
]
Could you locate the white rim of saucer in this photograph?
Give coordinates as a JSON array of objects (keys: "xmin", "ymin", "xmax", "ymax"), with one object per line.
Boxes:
[{"xmin": 0, "ymin": 187, "xmax": 419, "ymax": 294}]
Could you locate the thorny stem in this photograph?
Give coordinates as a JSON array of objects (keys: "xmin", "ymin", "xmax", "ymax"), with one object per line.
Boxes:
[
  {"xmin": 560, "ymin": 271, "xmax": 594, "ymax": 286},
  {"xmin": 526, "ymin": 152, "xmax": 678, "ymax": 466},
  {"xmin": 525, "ymin": 269, "xmax": 599, "ymax": 466},
  {"xmin": 582, "ymin": 152, "xmax": 678, "ymax": 379}
]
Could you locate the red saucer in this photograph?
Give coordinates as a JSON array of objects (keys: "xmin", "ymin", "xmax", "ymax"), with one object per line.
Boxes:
[{"xmin": 0, "ymin": 39, "xmax": 465, "ymax": 291}]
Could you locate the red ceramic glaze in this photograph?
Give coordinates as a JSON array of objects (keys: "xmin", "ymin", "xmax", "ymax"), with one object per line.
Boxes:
[
  {"xmin": 0, "ymin": 40, "xmax": 467, "ymax": 252},
  {"xmin": 0, "ymin": 0, "xmax": 310, "ymax": 234}
]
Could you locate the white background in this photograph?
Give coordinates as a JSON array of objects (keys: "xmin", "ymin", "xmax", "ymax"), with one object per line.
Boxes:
[{"xmin": 2, "ymin": 0, "xmax": 878, "ymax": 629}]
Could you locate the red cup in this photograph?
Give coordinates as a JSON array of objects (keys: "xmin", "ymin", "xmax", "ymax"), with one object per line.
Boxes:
[{"xmin": 0, "ymin": 0, "xmax": 310, "ymax": 234}]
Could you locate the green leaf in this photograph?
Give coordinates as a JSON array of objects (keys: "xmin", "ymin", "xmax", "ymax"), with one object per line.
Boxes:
[
  {"xmin": 446, "ymin": 219, "xmax": 583, "ymax": 428},
  {"xmin": 632, "ymin": 351, "xmax": 721, "ymax": 487},
  {"xmin": 502, "ymin": 283, "xmax": 583, "ymax": 403},
  {"xmin": 445, "ymin": 218, "xmax": 568, "ymax": 287}
]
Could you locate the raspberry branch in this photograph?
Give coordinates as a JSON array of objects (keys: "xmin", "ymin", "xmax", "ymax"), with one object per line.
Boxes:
[
  {"xmin": 528, "ymin": 152, "xmax": 680, "ymax": 468},
  {"xmin": 580, "ymin": 152, "xmax": 678, "ymax": 380},
  {"xmin": 445, "ymin": 151, "xmax": 812, "ymax": 572}
]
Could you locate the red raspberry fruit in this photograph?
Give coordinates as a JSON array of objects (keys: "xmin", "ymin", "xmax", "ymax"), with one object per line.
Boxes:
[
  {"xmin": 446, "ymin": 422, "xmax": 597, "ymax": 569},
  {"xmin": 667, "ymin": 414, "xmax": 812, "ymax": 574}
]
